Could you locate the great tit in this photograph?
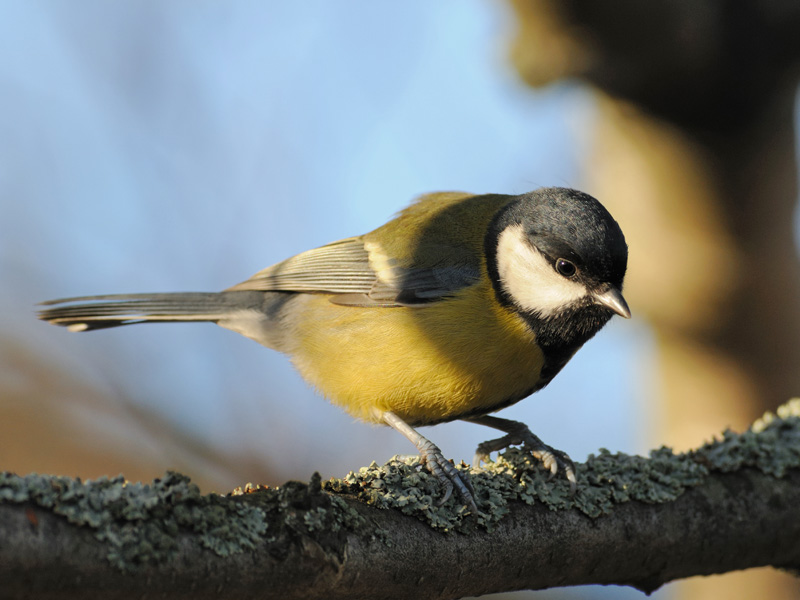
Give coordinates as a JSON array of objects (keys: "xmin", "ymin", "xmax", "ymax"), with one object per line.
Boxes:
[{"xmin": 39, "ymin": 187, "xmax": 629, "ymax": 512}]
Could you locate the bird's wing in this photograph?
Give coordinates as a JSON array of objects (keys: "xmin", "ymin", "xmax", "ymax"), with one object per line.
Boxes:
[
  {"xmin": 225, "ymin": 236, "xmax": 480, "ymax": 307},
  {"xmin": 226, "ymin": 237, "xmax": 374, "ymax": 294}
]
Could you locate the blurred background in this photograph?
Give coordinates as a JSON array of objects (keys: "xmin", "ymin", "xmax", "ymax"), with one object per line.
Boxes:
[{"xmin": 1, "ymin": 2, "xmax": 798, "ymax": 599}]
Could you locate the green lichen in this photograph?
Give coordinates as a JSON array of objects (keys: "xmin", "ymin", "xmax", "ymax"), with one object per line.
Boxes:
[
  {"xmin": 231, "ymin": 472, "xmax": 380, "ymax": 550},
  {"xmin": 3, "ymin": 400, "xmax": 799, "ymax": 568},
  {"xmin": 324, "ymin": 398, "xmax": 800, "ymax": 530},
  {"xmin": 323, "ymin": 445, "xmax": 709, "ymax": 530},
  {"xmin": 699, "ymin": 397, "xmax": 800, "ymax": 477},
  {"xmin": 0, "ymin": 469, "xmax": 381, "ymax": 571},
  {"xmin": 0, "ymin": 471, "xmax": 268, "ymax": 569},
  {"xmin": 325, "ymin": 458, "xmax": 476, "ymax": 531}
]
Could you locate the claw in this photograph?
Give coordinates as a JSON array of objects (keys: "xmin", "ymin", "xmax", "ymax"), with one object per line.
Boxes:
[
  {"xmin": 418, "ymin": 439, "xmax": 477, "ymax": 511},
  {"xmin": 465, "ymin": 415, "xmax": 578, "ymax": 493},
  {"xmin": 565, "ymin": 466, "xmax": 577, "ymax": 495},
  {"xmin": 472, "ymin": 450, "xmax": 489, "ymax": 469},
  {"xmin": 382, "ymin": 411, "xmax": 480, "ymax": 513},
  {"xmin": 531, "ymin": 448, "xmax": 559, "ymax": 476}
]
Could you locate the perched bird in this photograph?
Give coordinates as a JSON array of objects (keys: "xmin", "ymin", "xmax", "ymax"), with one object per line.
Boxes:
[{"xmin": 39, "ymin": 187, "xmax": 629, "ymax": 512}]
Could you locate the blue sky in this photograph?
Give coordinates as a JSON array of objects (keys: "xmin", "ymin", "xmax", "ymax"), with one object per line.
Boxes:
[
  {"xmin": 0, "ymin": 2, "xmax": 657, "ymax": 493},
  {"xmin": 10, "ymin": 8, "xmax": 800, "ymax": 600}
]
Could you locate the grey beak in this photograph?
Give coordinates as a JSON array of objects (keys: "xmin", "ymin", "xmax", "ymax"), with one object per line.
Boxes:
[{"xmin": 593, "ymin": 285, "xmax": 631, "ymax": 319}]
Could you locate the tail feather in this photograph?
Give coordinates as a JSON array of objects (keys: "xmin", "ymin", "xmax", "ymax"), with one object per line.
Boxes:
[{"xmin": 38, "ymin": 292, "xmax": 258, "ymax": 332}]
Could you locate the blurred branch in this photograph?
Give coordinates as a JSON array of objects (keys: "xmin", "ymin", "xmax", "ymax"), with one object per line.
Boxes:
[
  {"xmin": 0, "ymin": 336, "xmax": 277, "ymax": 492},
  {"xmin": 506, "ymin": 3, "xmax": 800, "ymax": 516},
  {"xmin": 2, "ymin": 401, "xmax": 799, "ymax": 599},
  {"xmin": 509, "ymin": 0, "xmax": 800, "ymax": 130}
]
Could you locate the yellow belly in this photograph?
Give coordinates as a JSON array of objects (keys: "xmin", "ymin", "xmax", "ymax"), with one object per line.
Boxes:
[{"xmin": 285, "ymin": 283, "xmax": 545, "ymax": 425}]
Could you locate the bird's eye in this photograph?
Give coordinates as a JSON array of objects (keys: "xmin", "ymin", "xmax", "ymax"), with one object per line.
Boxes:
[{"xmin": 555, "ymin": 258, "xmax": 577, "ymax": 278}]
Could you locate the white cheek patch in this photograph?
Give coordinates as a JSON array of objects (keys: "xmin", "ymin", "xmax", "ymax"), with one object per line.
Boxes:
[{"xmin": 496, "ymin": 225, "xmax": 589, "ymax": 318}]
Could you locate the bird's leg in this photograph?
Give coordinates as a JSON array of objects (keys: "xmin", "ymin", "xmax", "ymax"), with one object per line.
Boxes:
[
  {"xmin": 465, "ymin": 415, "xmax": 577, "ymax": 493},
  {"xmin": 380, "ymin": 411, "xmax": 478, "ymax": 513}
]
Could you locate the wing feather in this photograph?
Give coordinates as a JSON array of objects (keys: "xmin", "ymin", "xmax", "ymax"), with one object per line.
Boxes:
[
  {"xmin": 226, "ymin": 238, "xmax": 375, "ymax": 293},
  {"xmin": 226, "ymin": 193, "xmax": 507, "ymax": 304},
  {"xmin": 226, "ymin": 236, "xmax": 479, "ymax": 305}
]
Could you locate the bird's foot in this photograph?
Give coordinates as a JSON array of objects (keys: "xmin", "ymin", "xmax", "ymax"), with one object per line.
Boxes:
[
  {"xmin": 469, "ymin": 416, "xmax": 576, "ymax": 494},
  {"xmin": 417, "ymin": 438, "xmax": 478, "ymax": 513},
  {"xmin": 380, "ymin": 410, "xmax": 479, "ymax": 513}
]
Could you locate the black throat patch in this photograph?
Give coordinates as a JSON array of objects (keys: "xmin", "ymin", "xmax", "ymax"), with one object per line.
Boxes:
[{"xmin": 484, "ymin": 203, "xmax": 615, "ymax": 391}]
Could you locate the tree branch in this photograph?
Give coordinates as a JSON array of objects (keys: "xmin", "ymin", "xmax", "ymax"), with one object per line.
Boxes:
[{"xmin": 2, "ymin": 400, "xmax": 800, "ymax": 599}]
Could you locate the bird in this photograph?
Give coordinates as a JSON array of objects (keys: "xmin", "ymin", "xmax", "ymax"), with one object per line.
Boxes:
[{"xmin": 39, "ymin": 187, "xmax": 629, "ymax": 513}]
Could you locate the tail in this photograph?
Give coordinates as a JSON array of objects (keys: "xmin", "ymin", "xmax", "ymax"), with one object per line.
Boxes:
[{"xmin": 38, "ymin": 292, "xmax": 264, "ymax": 332}]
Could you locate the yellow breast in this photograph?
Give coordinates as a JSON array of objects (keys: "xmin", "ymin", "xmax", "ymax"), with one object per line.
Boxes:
[{"xmin": 285, "ymin": 281, "xmax": 544, "ymax": 425}]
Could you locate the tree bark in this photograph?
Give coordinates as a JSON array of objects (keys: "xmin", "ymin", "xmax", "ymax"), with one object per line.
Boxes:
[{"xmin": 2, "ymin": 404, "xmax": 799, "ymax": 599}]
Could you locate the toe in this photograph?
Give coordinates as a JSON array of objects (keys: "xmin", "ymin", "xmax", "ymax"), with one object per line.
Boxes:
[{"xmin": 420, "ymin": 444, "xmax": 479, "ymax": 512}]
